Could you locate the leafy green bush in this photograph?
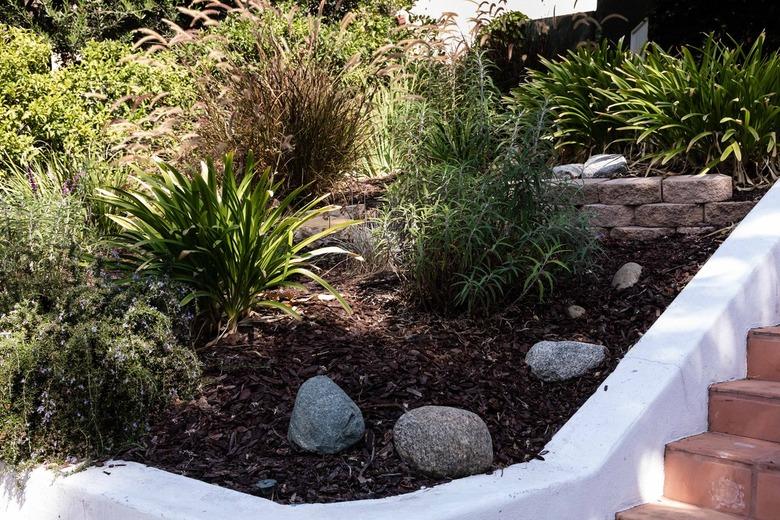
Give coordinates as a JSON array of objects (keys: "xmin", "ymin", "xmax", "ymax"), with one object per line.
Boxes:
[
  {"xmin": 190, "ymin": 2, "xmax": 403, "ymax": 72},
  {"xmin": 282, "ymin": 0, "xmax": 407, "ymax": 20},
  {"xmin": 478, "ymin": 10, "xmax": 531, "ymax": 90},
  {"xmin": 379, "ymin": 54, "xmax": 594, "ymax": 314},
  {"xmin": 509, "ymin": 35, "xmax": 780, "ymax": 184},
  {"xmin": 0, "ymin": 0, "xmax": 190, "ymax": 54},
  {"xmin": 607, "ymin": 35, "xmax": 780, "ymax": 184},
  {"xmin": 101, "ymin": 153, "xmax": 358, "ymax": 333},
  {"xmin": 0, "ymin": 25, "xmax": 51, "ymax": 84},
  {"xmin": 0, "ymin": 281, "xmax": 200, "ymax": 464},
  {"xmin": 0, "ymin": 193, "xmax": 93, "ymax": 315},
  {"xmin": 508, "ymin": 40, "xmax": 632, "ymax": 156},
  {"xmin": 0, "ymin": 26, "xmax": 195, "ymax": 164}
]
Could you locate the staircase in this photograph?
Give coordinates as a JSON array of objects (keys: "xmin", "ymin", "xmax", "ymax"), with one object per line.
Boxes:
[{"xmin": 618, "ymin": 327, "xmax": 780, "ymax": 520}]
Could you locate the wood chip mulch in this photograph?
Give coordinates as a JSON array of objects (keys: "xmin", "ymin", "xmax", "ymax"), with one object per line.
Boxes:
[{"xmin": 122, "ymin": 233, "xmax": 722, "ymax": 504}]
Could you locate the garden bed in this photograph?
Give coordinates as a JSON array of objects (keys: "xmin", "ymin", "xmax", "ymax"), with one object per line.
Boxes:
[{"xmin": 123, "ymin": 233, "xmax": 722, "ymax": 504}]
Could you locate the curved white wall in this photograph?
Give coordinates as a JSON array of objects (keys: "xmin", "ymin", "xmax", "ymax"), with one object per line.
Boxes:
[{"xmin": 3, "ymin": 181, "xmax": 780, "ymax": 520}]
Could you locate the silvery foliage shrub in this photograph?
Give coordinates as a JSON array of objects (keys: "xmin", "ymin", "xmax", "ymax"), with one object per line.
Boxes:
[{"xmin": 0, "ymin": 279, "xmax": 201, "ymax": 464}]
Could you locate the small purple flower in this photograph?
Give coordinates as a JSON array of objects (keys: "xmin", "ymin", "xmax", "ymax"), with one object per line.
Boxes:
[{"xmin": 26, "ymin": 168, "xmax": 38, "ymax": 194}]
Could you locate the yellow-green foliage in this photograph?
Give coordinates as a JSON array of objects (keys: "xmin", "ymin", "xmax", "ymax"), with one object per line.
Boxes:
[{"xmin": 0, "ymin": 25, "xmax": 195, "ymax": 163}]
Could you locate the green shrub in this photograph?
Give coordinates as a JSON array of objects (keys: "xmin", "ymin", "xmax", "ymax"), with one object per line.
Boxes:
[
  {"xmin": 363, "ymin": 73, "xmax": 424, "ymax": 176},
  {"xmin": 188, "ymin": 2, "xmax": 403, "ymax": 72},
  {"xmin": 0, "ymin": 26, "xmax": 195, "ymax": 164},
  {"xmin": 607, "ymin": 35, "xmax": 780, "ymax": 184},
  {"xmin": 101, "ymin": 153, "xmax": 358, "ymax": 333},
  {"xmin": 0, "ymin": 25, "xmax": 52, "ymax": 85},
  {"xmin": 0, "ymin": 0, "xmax": 190, "ymax": 54},
  {"xmin": 509, "ymin": 35, "xmax": 780, "ymax": 184},
  {"xmin": 379, "ymin": 54, "xmax": 594, "ymax": 314},
  {"xmin": 282, "ymin": 0, "xmax": 407, "ymax": 20},
  {"xmin": 479, "ymin": 10, "xmax": 531, "ymax": 90},
  {"xmin": 0, "ymin": 281, "xmax": 200, "ymax": 464},
  {"xmin": 0, "ymin": 194, "xmax": 93, "ymax": 315},
  {"xmin": 508, "ymin": 39, "xmax": 633, "ymax": 157}
]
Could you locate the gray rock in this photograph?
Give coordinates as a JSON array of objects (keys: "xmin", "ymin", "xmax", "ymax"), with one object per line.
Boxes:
[
  {"xmin": 288, "ymin": 376, "xmax": 365, "ymax": 454},
  {"xmin": 566, "ymin": 305, "xmax": 586, "ymax": 319},
  {"xmin": 612, "ymin": 262, "xmax": 643, "ymax": 290},
  {"xmin": 393, "ymin": 406, "xmax": 493, "ymax": 478},
  {"xmin": 525, "ymin": 341, "xmax": 607, "ymax": 382},
  {"xmin": 552, "ymin": 163, "xmax": 584, "ymax": 179},
  {"xmin": 583, "ymin": 154, "xmax": 628, "ymax": 178}
]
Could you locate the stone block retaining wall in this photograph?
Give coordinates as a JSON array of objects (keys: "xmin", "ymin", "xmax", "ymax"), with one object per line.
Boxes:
[{"xmin": 569, "ymin": 174, "xmax": 756, "ymax": 240}]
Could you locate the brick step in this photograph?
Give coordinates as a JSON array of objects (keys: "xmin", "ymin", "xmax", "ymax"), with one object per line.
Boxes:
[
  {"xmin": 664, "ymin": 432, "xmax": 780, "ymax": 517},
  {"xmin": 710, "ymin": 379, "xmax": 780, "ymax": 443},
  {"xmin": 618, "ymin": 499, "xmax": 746, "ymax": 519},
  {"xmin": 749, "ymin": 327, "xmax": 780, "ymax": 381}
]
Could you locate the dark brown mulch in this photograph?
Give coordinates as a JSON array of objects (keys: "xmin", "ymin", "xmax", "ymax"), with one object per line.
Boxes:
[{"xmin": 123, "ymin": 234, "xmax": 722, "ymax": 504}]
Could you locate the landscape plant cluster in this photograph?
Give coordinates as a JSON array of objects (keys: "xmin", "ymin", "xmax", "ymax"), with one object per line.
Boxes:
[
  {"xmin": 509, "ymin": 35, "xmax": 780, "ymax": 185},
  {"xmin": 0, "ymin": 0, "xmax": 776, "ymax": 484}
]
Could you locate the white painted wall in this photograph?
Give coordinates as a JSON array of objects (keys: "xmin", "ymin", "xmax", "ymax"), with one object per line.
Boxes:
[
  {"xmin": 410, "ymin": 0, "xmax": 598, "ymax": 42},
  {"xmin": 411, "ymin": 0, "xmax": 596, "ymax": 21},
  {"xmin": 3, "ymin": 180, "xmax": 780, "ymax": 520}
]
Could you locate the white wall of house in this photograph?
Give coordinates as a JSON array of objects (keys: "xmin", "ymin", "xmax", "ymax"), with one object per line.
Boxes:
[{"xmin": 411, "ymin": 0, "xmax": 597, "ymax": 23}]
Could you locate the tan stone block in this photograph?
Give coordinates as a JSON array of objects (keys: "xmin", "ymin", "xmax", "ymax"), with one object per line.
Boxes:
[
  {"xmin": 704, "ymin": 201, "xmax": 756, "ymax": 226},
  {"xmin": 610, "ymin": 227, "xmax": 674, "ymax": 241},
  {"xmin": 634, "ymin": 203, "xmax": 704, "ymax": 227},
  {"xmin": 556, "ymin": 178, "xmax": 607, "ymax": 205},
  {"xmin": 677, "ymin": 226, "xmax": 716, "ymax": 235},
  {"xmin": 582, "ymin": 204, "xmax": 634, "ymax": 227},
  {"xmin": 662, "ymin": 174, "xmax": 733, "ymax": 203},
  {"xmin": 599, "ymin": 177, "xmax": 662, "ymax": 205}
]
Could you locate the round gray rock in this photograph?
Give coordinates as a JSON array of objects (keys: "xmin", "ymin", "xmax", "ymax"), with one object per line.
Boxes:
[
  {"xmin": 583, "ymin": 154, "xmax": 628, "ymax": 178},
  {"xmin": 525, "ymin": 341, "xmax": 607, "ymax": 382},
  {"xmin": 393, "ymin": 406, "xmax": 493, "ymax": 478},
  {"xmin": 612, "ymin": 262, "xmax": 643, "ymax": 290},
  {"xmin": 552, "ymin": 163, "xmax": 584, "ymax": 179},
  {"xmin": 288, "ymin": 375, "xmax": 365, "ymax": 454}
]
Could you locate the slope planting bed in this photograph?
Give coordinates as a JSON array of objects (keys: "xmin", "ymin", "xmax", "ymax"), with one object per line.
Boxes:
[{"xmin": 123, "ymin": 232, "xmax": 722, "ymax": 503}]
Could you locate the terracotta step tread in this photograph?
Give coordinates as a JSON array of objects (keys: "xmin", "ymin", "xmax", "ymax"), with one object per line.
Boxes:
[
  {"xmin": 711, "ymin": 379, "xmax": 780, "ymax": 399},
  {"xmin": 618, "ymin": 500, "xmax": 746, "ymax": 519},
  {"xmin": 668, "ymin": 432, "xmax": 780, "ymax": 469}
]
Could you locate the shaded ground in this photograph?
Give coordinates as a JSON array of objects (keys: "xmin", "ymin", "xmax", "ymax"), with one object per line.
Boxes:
[{"xmin": 123, "ymin": 233, "xmax": 722, "ymax": 504}]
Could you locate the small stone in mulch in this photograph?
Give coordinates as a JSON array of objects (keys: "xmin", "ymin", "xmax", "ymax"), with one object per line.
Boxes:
[
  {"xmin": 566, "ymin": 305, "xmax": 586, "ymax": 319},
  {"xmin": 393, "ymin": 406, "xmax": 493, "ymax": 478},
  {"xmin": 255, "ymin": 479, "xmax": 277, "ymax": 497},
  {"xmin": 612, "ymin": 262, "xmax": 643, "ymax": 290},
  {"xmin": 525, "ymin": 341, "xmax": 608, "ymax": 382},
  {"xmin": 583, "ymin": 154, "xmax": 628, "ymax": 179},
  {"xmin": 288, "ymin": 375, "xmax": 365, "ymax": 454}
]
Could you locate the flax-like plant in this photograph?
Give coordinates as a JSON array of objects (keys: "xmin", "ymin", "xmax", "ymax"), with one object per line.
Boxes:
[
  {"xmin": 101, "ymin": 153, "xmax": 358, "ymax": 333},
  {"xmin": 509, "ymin": 34, "xmax": 780, "ymax": 184}
]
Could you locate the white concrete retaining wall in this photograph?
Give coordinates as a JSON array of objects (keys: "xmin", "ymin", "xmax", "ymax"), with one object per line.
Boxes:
[{"xmin": 3, "ymin": 180, "xmax": 780, "ymax": 520}]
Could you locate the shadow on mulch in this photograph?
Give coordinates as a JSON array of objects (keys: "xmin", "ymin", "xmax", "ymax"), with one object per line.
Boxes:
[{"xmin": 122, "ymin": 234, "xmax": 722, "ymax": 504}]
